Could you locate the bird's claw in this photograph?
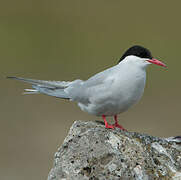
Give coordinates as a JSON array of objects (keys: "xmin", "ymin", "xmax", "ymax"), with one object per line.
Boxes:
[
  {"xmin": 105, "ymin": 123, "xmax": 127, "ymax": 131},
  {"xmin": 105, "ymin": 123, "xmax": 115, "ymax": 129},
  {"xmin": 102, "ymin": 115, "xmax": 126, "ymax": 130}
]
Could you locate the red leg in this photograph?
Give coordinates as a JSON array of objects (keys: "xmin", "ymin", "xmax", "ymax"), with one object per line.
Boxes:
[
  {"xmin": 102, "ymin": 115, "xmax": 115, "ymax": 129},
  {"xmin": 114, "ymin": 115, "xmax": 127, "ymax": 131}
]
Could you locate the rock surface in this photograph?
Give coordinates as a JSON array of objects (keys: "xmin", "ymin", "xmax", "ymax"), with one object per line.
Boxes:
[{"xmin": 48, "ymin": 121, "xmax": 181, "ymax": 180}]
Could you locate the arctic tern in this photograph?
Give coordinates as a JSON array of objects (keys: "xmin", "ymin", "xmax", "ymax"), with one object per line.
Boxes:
[{"xmin": 8, "ymin": 45, "xmax": 167, "ymax": 130}]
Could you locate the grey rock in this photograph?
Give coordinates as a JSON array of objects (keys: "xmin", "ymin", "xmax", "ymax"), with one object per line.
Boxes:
[{"xmin": 48, "ymin": 121, "xmax": 181, "ymax": 180}]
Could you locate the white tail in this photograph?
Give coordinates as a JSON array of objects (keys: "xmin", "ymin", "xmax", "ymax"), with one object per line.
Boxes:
[{"xmin": 23, "ymin": 89, "xmax": 39, "ymax": 95}]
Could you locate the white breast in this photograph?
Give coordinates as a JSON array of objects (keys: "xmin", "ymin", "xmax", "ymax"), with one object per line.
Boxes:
[
  {"xmin": 77, "ymin": 56, "xmax": 148, "ymax": 116},
  {"xmin": 78, "ymin": 65, "xmax": 146, "ymax": 116}
]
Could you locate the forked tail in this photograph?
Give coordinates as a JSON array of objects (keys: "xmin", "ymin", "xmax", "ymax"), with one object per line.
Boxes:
[{"xmin": 7, "ymin": 76, "xmax": 70, "ymax": 99}]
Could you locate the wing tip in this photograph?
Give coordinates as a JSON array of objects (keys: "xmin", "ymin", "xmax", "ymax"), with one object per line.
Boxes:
[{"xmin": 6, "ymin": 76, "xmax": 17, "ymax": 79}]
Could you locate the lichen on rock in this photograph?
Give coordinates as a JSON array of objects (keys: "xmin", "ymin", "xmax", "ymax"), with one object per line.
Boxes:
[{"xmin": 48, "ymin": 121, "xmax": 181, "ymax": 180}]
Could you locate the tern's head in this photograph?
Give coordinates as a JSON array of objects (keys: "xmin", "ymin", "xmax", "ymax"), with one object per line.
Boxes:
[{"xmin": 118, "ymin": 45, "xmax": 167, "ymax": 68}]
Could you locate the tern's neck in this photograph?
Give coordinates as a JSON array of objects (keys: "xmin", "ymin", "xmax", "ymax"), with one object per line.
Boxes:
[
  {"xmin": 117, "ymin": 61, "xmax": 148, "ymax": 74},
  {"xmin": 118, "ymin": 56, "xmax": 149, "ymax": 70}
]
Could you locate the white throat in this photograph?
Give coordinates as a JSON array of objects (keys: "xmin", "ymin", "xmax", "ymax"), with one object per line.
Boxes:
[{"xmin": 118, "ymin": 55, "xmax": 150, "ymax": 70}]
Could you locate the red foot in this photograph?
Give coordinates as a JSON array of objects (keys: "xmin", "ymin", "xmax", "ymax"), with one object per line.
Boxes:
[
  {"xmin": 114, "ymin": 115, "xmax": 127, "ymax": 131},
  {"xmin": 105, "ymin": 123, "xmax": 115, "ymax": 129},
  {"xmin": 102, "ymin": 115, "xmax": 127, "ymax": 130},
  {"xmin": 102, "ymin": 115, "xmax": 115, "ymax": 129}
]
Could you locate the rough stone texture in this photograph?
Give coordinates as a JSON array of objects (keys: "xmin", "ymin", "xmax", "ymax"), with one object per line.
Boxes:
[{"xmin": 48, "ymin": 121, "xmax": 181, "ymax": 180}]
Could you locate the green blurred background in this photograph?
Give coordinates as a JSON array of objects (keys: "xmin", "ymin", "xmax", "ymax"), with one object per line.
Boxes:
[{"xmin": 1, "ymin": 0, "xmax": 181, "ymax": 179}]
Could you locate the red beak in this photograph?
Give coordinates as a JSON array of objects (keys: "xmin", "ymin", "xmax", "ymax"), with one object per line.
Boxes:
[{"xmin": 147, "ymin": 58, "xmax": 167, "ymax": 68}]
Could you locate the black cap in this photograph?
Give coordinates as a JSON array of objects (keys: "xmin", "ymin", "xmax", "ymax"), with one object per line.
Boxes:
[{"xmin": 118, "ymin": 45, "xmax": 153, "ymax": 63}]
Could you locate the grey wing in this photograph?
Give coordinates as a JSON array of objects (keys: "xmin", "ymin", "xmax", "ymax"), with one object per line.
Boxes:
[
  {"xmin": 7, "ymin": 66, "xmax": 115, "ymax": 101},
  {"xmin": 65, "ymin": 67, "xmax": 115, "ymax": 103},
  {"xmin": 83, "ymin": 67, "xmax": 114, "ymax": 87},
  {"xmin": 7, "ymin": 76, "xmax": 72, "ymax": 99},
  {"xmin": 7, "ymin": 76, "xmax": 71, "ymax": 88}
]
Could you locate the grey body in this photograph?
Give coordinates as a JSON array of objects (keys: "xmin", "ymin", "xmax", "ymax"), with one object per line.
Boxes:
[{"xmin": 8, "ymin": 55, "xmax": 149, "ymax": 116}]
